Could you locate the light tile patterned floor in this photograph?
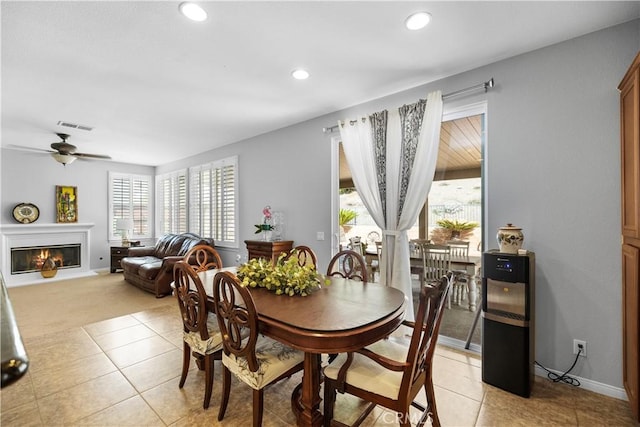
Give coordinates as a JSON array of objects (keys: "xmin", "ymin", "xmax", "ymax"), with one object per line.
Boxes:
[{"xmin": 1, "ymin": 304, "xmax": 636, "ymax": 426}]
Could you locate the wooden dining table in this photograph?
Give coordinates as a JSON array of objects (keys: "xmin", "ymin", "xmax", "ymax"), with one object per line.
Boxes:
[
  {"xmin": 363, "ymin": 250, "xmax": 481, "ymax": 311},
  {"xmin": 196, "ymin": 267, "xmax": 406, "ymax": 427}
]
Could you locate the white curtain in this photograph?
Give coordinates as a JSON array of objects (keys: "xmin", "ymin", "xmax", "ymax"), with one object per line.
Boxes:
[{"xmin": 339, "ymin": 91, "xmax": 443, "ymax": 319}]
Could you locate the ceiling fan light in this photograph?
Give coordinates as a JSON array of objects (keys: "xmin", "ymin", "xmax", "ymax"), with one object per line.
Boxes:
[
  {"xmin": 405, "ymin": 12, "xmax": 431, "ymax": 30},
  {"xmin": 179, "ymin": 2, "xmax": 207, "ymax": 22},
  {"xmin": 52, "ymin": 153, "xmax": 77, "ymax": 165}
]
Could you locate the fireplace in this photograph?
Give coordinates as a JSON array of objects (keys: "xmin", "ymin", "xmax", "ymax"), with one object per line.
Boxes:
[
  {"xmin": 0, "ymin": 223, "xmax": 96, "ymax": 287},
  {"xmin": 11, "ymin": 244, "xmax": 81, "ymax": 275}
]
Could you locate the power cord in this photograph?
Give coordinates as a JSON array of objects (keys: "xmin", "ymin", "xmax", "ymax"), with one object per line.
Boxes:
[{"xmin": 534, "ymin": 347, "xmax": 582, "ymax": 387}]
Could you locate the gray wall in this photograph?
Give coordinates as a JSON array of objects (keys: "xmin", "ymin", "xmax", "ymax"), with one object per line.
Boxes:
[
  {"xmin": 2, "ymin": 19, "xmax": 638, "ymax": 391},
  {"xmin": 0, "ymin": 150, "xmax": 155, "ymax": 268}
]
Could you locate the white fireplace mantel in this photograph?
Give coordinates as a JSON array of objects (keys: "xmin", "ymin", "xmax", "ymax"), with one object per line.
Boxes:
[{"xmin": 1, "ymin": 223, "xmax": 97, "ymax": 287}]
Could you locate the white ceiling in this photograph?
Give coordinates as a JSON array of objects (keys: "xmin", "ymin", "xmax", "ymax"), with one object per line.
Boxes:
[{"xmin": 2, "ymin": 1, "xmax": 638, "ymax": 167}]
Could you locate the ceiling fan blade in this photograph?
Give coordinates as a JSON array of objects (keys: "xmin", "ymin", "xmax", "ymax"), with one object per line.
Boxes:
[
  {"xmin": 6, "ymin": 144, "xmax": 55, "ymax": 154},
  {"xmin": 74, "ymin": 152, "xmax": 112, "ymax": 160}
]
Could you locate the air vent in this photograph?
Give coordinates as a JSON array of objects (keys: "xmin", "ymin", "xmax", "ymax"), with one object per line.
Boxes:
[{"xmin": 57, "ymin": 121, "xmax": 94, "ymax": 131}]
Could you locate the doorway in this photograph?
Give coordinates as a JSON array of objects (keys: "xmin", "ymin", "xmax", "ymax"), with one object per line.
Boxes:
[{"xmin": 331, "ymin": 102, "xmax": 487, "ymax": 352}]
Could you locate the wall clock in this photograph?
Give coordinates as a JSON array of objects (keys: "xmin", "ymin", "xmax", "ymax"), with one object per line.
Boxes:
[{"xmin": 12, "ymin": 203, "xmax": 40, "ymax": 224}]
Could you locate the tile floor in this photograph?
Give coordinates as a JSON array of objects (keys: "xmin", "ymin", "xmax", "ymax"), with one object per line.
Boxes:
[{"xmin": 1, "ymin": 304, "xmax": 637, "ymax": 426}]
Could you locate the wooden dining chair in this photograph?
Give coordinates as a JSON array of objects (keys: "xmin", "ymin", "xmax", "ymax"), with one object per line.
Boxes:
[
  {"xmin": 326, "ymin": 249, "xmax": 368, "ymax": 283},
  {"xmin": 212, "ymin": 271, "xmax": 305, "ymax": 427},
  {"xmin": 348, "ymin": 236, "xmax": 364, "ymax": 256},
  {"xmin": 173, "ymin": 261, "xmax": 223, "ymax": 409},
  {"xmin": 283, "ymin": 245, "xmax": 317, "ymax": 268},
  {"xmin": 409, "ymin": 239, "xmax": 431, "ymax": 285},
  {"xmin": 183, "ymin": 244, "xmax": 223, "ymax": 273},
  {"xmin": 323, "ymin": 276, "xmax": 451, "ymax": 427},
  {"xmin": 446, "ymin": 240, "xmax": 471, "ymax": 306}
]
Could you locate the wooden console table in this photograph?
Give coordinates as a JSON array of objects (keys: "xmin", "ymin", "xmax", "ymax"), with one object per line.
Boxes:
[{"xmin": 245, "ymin": 240, "xmax": 293, "ymax": 263}]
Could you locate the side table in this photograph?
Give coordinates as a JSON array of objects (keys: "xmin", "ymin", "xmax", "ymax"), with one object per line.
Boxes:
[
  {"xmin": 110, "ymin": 246, "xmax": 129, "ymax": 273},
  {"xmin": 245, "ymin": 240, "xmax": 293, "ymax": 263}
]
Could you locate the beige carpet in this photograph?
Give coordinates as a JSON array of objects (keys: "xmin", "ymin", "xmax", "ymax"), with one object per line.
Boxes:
[{"xmin": 6, "ymin": 271, "xmax": 176, "ymax": 340}]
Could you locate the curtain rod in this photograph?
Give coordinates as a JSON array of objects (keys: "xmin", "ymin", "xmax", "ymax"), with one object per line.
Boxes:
[{"xmin": 322, "ymin": 78, "xmax": 494, "ymax": 133}]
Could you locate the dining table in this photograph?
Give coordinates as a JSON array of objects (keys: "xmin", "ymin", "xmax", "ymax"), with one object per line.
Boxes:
[
  {"xmin": 196, "ymin": 266, "xmax": 406, "ymax": 427},
  {"xmin": 363, "ymin": 250, "xmax": 481, "ymax": 311}
]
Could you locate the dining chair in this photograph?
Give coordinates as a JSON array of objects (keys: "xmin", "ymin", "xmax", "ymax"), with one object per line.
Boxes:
[
  {"xmin": 212, "ymin": 271, "xmax": 305, "ymax": 427},
  {"xmin": 326, "ymin": 249, "xmax": 368, "ymax": 283},
  {"xmin": 183, "ymin": 244, "xmax": 223, "ymax": 273},
  {"xmin": 369, "ymin": 240, "xmax": 382, "ymax": 282},
  {"xmin": 323, "ymin": 275, "xmax": 451, "ymax": 427},
  {"xmin": 283, "ymin": 245, "xmax": 317, "ymax": 268},
  {"xmin": 412, "ymin": 242, "xmax": 453, "ymax": 308},
  {"xmin": 366, "ymin": 231, "xmax": 381, "ymax": 246},
  {"xmin": 173, "ymin": 261, "xmax": 223, "ymax": 409},
  {"xmin": 446, "ymin": 240, "xmax": 471, "ymax": 306},
  {"xmin": 409, "ymin": 239, "xmax": 431, "ymax": 285},
  {"xmin": 348, "ymin": 236, "xmax": 364, "ymax": 255}
]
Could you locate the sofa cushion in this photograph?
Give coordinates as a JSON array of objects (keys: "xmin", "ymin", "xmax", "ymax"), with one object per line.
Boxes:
[
  {"xmin": 121, "ymin": 256, "xmax": 158, "ymax": 274},
  {"xmin": 138, "ymin": 261, "xmax": 163, "ymax": 280}
]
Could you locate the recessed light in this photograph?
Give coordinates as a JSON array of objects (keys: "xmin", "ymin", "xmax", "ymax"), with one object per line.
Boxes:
[
  {"xmin": 405, "ymin": 12, "xmax": 431, "ymax": 30},
  {"xmin": 291, "ymin": 69, "xmax": 310, "ymax": 80},
  {"xmin": 179, "ymin": 2, "xmax": 207, "ymax": 22}
]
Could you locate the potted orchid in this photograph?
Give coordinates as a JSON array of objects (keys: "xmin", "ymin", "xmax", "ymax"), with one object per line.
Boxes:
[{"xmin": 254, "ymin": 205, "xmax": 274, "ymax": 240}]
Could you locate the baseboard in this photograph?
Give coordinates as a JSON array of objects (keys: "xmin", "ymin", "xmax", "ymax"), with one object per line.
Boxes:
[
  {"xmin": 438, "ymin": 335, "xmax": 628, "ymax": 401},
  {"xmin": 533, "ymin": 365, "xmax": 628, "ymax": 401},
  {"xmin": 6, "ymin": 270, "xmax": 98, "ymax": 287}
]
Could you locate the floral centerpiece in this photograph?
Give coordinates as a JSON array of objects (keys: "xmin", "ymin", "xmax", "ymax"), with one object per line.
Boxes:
[{"xmin": 237, "ymin": 251, "xmax": 330, "ymax": 296}]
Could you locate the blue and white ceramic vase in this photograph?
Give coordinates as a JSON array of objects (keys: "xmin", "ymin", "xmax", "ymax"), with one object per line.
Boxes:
[{"xmin": 497, "ymin": 224, "xmax": 524, "ymax": 254}]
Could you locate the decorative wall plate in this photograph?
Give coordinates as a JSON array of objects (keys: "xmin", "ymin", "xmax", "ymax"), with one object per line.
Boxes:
[{"xmin": 12, "ymin": 203, "xmax": 40, "ymax": 224}]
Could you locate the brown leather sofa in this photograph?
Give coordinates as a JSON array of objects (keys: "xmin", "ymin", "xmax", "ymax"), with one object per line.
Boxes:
[{"xmin": 121, "ymin": 233, "xmax": 214, "ymax": 297}]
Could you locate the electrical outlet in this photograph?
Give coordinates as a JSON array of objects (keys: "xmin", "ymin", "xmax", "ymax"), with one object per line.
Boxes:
[{"xmin": 573, "ymin": 339, "xmax": 587, "ymax": 357}]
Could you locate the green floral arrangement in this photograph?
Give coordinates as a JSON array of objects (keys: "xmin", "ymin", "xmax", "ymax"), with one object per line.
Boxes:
[{"xmin": 237, "ymin": 251, "xmax": 329, "ymax": 296}]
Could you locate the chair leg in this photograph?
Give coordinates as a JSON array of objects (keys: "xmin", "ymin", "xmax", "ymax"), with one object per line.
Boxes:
[
  {"xmin": 218, "ymin": 366, "xmax": 231, "ymax": 421},
  {"xmin": 424, "ymin": 377, "xmax": 440, "ymax": 427},
  {"xmin": 323, "ymin": 377, "xmax": 336, "ymax": 427},
  {"xmin": 203, "ymin": 353, "xmax": 214, "ymax": 409},
  {"xmin": 253, "ymin": 388, "xmax": 264, "ymax": 427},
  {"xmin": 179, "ymin": 341, "xmax": 190, "ymax": 388}
]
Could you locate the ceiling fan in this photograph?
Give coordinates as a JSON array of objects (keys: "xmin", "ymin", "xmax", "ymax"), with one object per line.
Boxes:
[{"xmin": 12, "ymin": 133, "xmax": 112, "ymax": 166}]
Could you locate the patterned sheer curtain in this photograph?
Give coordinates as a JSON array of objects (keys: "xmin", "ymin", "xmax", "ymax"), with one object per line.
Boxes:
[{"xmin": 339, "ymin": 91, "xmax": 443, "ymax": 319}]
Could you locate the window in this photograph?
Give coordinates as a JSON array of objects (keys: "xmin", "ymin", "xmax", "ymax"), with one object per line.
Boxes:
[
  {"xmin": 108, "ymin": 172, "xmax": 153, "ymax": 241},
  {"xmin": 155, "ymin": 157, "xmax": 238, "ymax": 247},
  {"xmin": 189, "ymin": 156, "xmax": 238, "ymax": 247},
  {"xmin": 156, "ymin": 170, "xmax": 187, "ymax": 235}
]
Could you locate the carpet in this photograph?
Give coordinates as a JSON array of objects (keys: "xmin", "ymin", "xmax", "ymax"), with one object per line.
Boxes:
[{"xmin": 6, "ymin": 271, "xmax": 175, "ymax": 340}]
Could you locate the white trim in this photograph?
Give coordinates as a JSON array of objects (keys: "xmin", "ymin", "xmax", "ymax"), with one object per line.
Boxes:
[
  {"xmin": 1, "ymin": 223, "xmax": 96, "ymax": 287},
  {"xmin": 534, "ymin": 365, "xmax": 628, "ymax": 401},
  {"xmin": 330, "ymin": 136, "xmax": 341, "ymax": 255}
]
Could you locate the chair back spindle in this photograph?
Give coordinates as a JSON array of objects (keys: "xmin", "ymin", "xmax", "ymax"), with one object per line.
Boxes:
[
  {"xmin": 213, "ymin": 271, "xmax": 260, "ymax": 372},
  {"xmin": 183, "ymin": 244, "xmax": 223, "ymax": 273},
  {"xmin": 284, "ymin": 245, "xmax": 318, "ymax": 269},
  {"xmin": 326, "ymin": 250, "xmax": 368, "ymax": 283},
  {"xmin": 173, "ymin": 261, "xmax": 210, "ymax": 340}
]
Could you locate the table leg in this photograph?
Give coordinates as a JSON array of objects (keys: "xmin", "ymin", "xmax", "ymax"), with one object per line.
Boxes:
[
  {"xmin": 467, "ymin": 270, "xmax": 477, "ymax": 312},
  {"xmin": 292, "ymin": 352, "xmax": 323, "ymax": 427}
]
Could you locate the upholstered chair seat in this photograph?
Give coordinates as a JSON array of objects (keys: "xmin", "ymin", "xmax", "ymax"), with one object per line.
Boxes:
[
  {"xmin": 324, "ymin": 338, "xmax": 407, "ymax": 400},
  {"xmin": 222, "ymin": 335, "xmax": 304, "ymax": 390}
]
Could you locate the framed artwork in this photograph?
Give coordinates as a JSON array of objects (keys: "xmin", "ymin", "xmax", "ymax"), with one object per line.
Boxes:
[{"xmin": 56, "ymin": 185, "xmax": 78, "ymax": 223}]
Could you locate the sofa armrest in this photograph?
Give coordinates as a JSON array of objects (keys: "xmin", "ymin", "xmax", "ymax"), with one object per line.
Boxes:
[{"xmin": 127, "ymin": 246, "xmax": 155, "ymax": 257}]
